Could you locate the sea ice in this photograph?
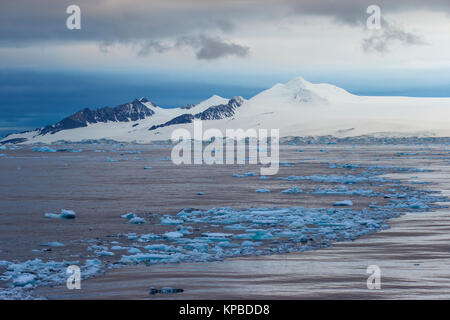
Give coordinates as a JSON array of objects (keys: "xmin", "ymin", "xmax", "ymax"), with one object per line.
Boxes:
[
  {"xmin": 281, "ymin": 186, "xmax": 302, "ymax": 194},
  {"xmin": 129, "ymin": 217, "xmax": 145, "ymax": 224},
  {"xmin": 333, "ymin": 200, "xmax": 354, "ymax": 207},
  {"xmin": 160, "ymin": 216, "xmax": 184, "ymax": 225},
  {"xmin": 40, "ymin": 242, "xmax": 65, "ymax": 247},
  {"xmin": 32, "ymin": 146, "xmax": 56, "ymax": 153},
  {"xmin": 45, "ymin": 209, "xmax": 76, "ymax": 219}
]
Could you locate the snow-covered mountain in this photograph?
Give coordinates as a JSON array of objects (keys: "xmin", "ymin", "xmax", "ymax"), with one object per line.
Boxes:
[{"xmin": 3, "ymin": 76, "xmax": 450, "ymax": 144}]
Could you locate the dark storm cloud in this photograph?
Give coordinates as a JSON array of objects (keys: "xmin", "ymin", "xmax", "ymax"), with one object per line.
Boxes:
[
  {"xmin": 0, "ymin": 0, "xmax": 448, "ymax": 57},
  {"xmin": 289, "ymin": 0, "xmax": 450, "ymax": 24},
  {"xmin": 2, "ymin": 0, "xmax": 449, "ymax": 43},
  {"xmin": 134, "ymin": 36, "xmax": 249, "ymax": 60},
  {"xmin": 362, "ymin": 19, "xmax": 426, "ymax": 53},
  {"xmin": 176, "ymin": 35, "xmax": 249, "ymax": 60}
]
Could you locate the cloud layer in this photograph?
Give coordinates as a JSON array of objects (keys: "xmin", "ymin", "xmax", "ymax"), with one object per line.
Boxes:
[{"xmin": 1, "ymin": 0, "xmax": 448, "ymax": 53}]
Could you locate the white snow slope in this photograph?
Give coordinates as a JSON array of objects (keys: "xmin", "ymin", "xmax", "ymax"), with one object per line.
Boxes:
[{"xmin": 3, "ymin": 77, "xmax": 450, "ymax": 144}]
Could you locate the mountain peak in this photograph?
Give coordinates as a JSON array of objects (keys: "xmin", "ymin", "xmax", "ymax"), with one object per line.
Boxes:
[{"xmin": 285, "ymin": 76, "xmax": 311, "ymax": 88}]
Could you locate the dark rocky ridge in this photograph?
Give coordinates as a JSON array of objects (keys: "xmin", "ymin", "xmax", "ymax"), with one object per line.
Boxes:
[
  {"xmin": 38, "ymin": 98, "xmax": 156, "ymax": 135},
  {"xmin": 149, "ymin": 97, "xmax": 244, "ymax": 131}
]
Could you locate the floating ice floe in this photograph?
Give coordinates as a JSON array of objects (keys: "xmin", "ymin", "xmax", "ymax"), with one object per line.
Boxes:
[
  {"xmin": 160, "ymin": 216, "xmax": 184, "ymax": 225},
  {"xmin": 121, "ymin": 212, "xmax": 145, "ymax": 224},
  {"xmin": 129, "ymin": 217, "xmax": 145, "ymax": 224},
  {"xmin": 0, "ymin": 258, "xmax": 102, "ymax": 295},
  {"xmin": 45, "ymin": 209, "xmax": 76, "ymax": 220},
  {"xmin": 137, "ymin": 233, "xmax": 160, "ymax": 242},
  {"xmin": 144, "ymin": 244, "xmax": 175, "ymax": 252},
  {"xmin": 127, "ymin": 248, "xmax": 141, "ymax": 254},
  {"xmin": 310, "ymin": 187, "xmax": 377, "ymax": 197},
  {"xmin": 281, "ymin": 186, "xmax": 302, "ymax": 194},
  {"xmin": 280, "ymin": 174, "xmax": 389, "ymax": 184},
  {"xmin": 111, "ymin": 245, "xmax": 128, "ymax": 251},
  {"xmin": 121, "ymin": 212, "xmax": 136, "ymax": 219},
  {"xmin": 163, "ymin": 231, "xmax": 184, "ymax": 240},
  {"xmin": 333, "ymin": 200, "xmax": 354, "ymax": 207},
  {"xmin": 197, "ymin": 192, "xmax": 206, "ymax": 195},
  {"xmin": 40, "ymin": 242, "xmax": 65, "ymax": 247},
  {"xmin": 32, "ymin": 146, "xmax": 56, "ymax": 153},
  {"xmin": 255, "ymin": 189, "xmax": 270, "ymax": 193},
  {"xmin": 233, "ymin": 172, "xmax": 256, "ymax": 178}
]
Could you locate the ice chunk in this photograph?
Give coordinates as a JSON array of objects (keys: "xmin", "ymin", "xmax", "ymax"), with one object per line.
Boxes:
[
  {"xmin": 129, "ymin": 217, "xmax": 145, "ymax": 224},
  {"xmin": 333, "ymin": 200, "xmax": 354, "ymax": 207},
  {"xmin": 255, "ymin": 189, "xmax": 270, "ymax": 193},
  {"xmin": 241, "ymin": 241, "xmax": 255, "ymax": 247},
  {"xmin": 60, "ymin": 209, "xmax": 76, "ymax": 219},
  {"xmin": 409, "ymin": 202, "xmax": 429, "ymax": 210},
  {"xmin": 96, "ymin": 250, "xmax": 115, "ymax": 257},
  {"xmin": 160, "ymin": 216, "xmax": 184, "ymax": 225},
  {"xmin": 44, "ymin": 213, "xmax": 60, "ymax": 219},
  {"xmin": 121, "ymin": 212, "xmax": 136, "ymax": 219},
  {"xmin": 40, "ymin": 241, "xmax": 65, "ymax": 247},
  {"xmin": 281, "ymin": 186, "xmax": 302, "ymax": 194},
  {"xmin": 32, "ymin": 146, "xmax": 56, "ymax": 153},
  {"xmin": 138, "ymin": 233, "xmax": 160, "ymax": 242},
  {"xmin": 163, "ymin": 231, "xmax": 184, "ymax": 240},
  {"xmin": 127, "ymin": 247, "xmax": 141, "ymax": 254},
  {"xmin": 12, "ymin": 274, "xmax": 36, "ymax": 287},
  {"xmin": 45, "ymin": 209, "xmax": 76, "ymax": 219},
  {"xmin": 233, "ymin": 172, "xmax": 256, "ymax": 178},
  {"xmin": 144, "ymin": 244, "xmax": 174, "ymax": 252},
  {"xmin": 111, "ymin": 245, "xmax": 127, "ymax": 251}
]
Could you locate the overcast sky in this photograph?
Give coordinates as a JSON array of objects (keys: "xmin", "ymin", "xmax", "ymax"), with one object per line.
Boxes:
[{"xmin": 1, "ymin": 0, "xmax": 450, "ymax": 135}]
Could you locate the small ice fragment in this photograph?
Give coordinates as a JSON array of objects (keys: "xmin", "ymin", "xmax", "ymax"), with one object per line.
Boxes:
[
  {"xmin": 160, "ymin": 216, "xmax": 184, "ymax": 225},
  {"xmin": 233, "ymin": 172, "xmax": 255, "ymax": 178},
  {"xmin": 121, "ymin": 212, "xmax": 136, "ymax": 219},
  {"xmin": 45, "ymin": 209, "xmax": 76, "ymax": 219},
  {"xmin": 333, "ymin": 200, "xmax": 354, "ymax": 207},
  {"xmin": 127, "ymin": 247, "xmax": 141, "ymax": 254},
  {"xmin": 129, "ymin": 217, "xmax": 145, "ymax": 224},
  {"xmin": 255, "ymin": 189, "xmax": 270, "ymax": 193},
  {"xmin": 241, "ymin": 241, "xmax": 255, "ymax": 247},
  {"xmin": 32, "ymin": 146, "xmax": 56, "ymax": 153},
  {"xmin": 13, "ymin": 274, "xmax": 36, "ymax": 287},
  {"xmin": 44, "ymin": 213, "xmax": 61, "ymax": 219},
  {"xmin": 163, "ymin": 231, "xmax": 184, "ymax": 240},
  {"xmin": 60, "ymin": 209, "xmax": 76, "ymax": 219},
  {"xmin": 197, "ymin": 192, "xmax": 206, "ymax": 195},
  {"xmin": 40, "ymin": 241, "xmax": 65, "ymax": 247},
  {"xmin": 409, "ymin": 202, "xmax": 429, "ymax": 210},
  {"xmin": 96, "ymin": 250, "xmax": 115, "ymax": 257},
  {"xmin": 281, "ymin": 186, "xmax": 302, "ymax": 194},
  {"xmin": 111, "ymin": 245, "xmax": 127, "ymax": 251},
  {"xmin": 144, "ymin": 244, "xmax": 174, "ymax": 251}
]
